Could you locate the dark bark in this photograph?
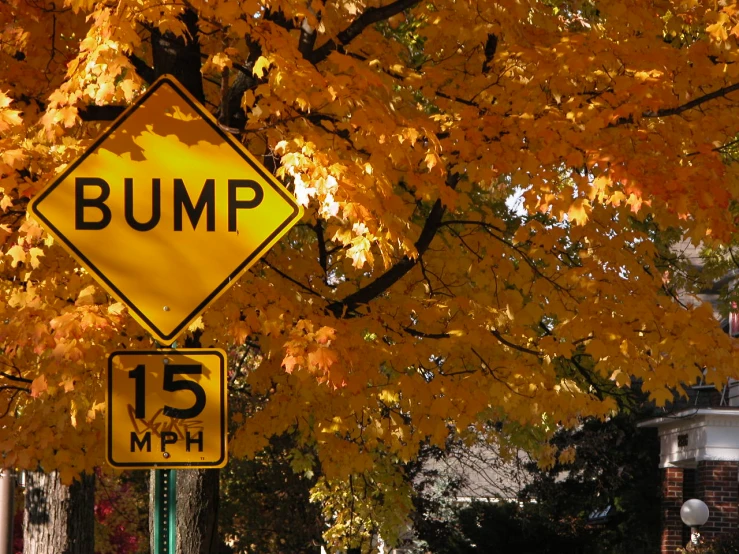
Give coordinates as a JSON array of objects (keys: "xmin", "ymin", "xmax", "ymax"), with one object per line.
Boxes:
[
  {"xmin": 23, "ymin": 470, "xmax": 95, "ymax": 554},
  {"xmin": 176, "ymin": 470, "xmax": 221, "ymax": 554},
  {"xmin": 216, "ymin": 61, "xmax": 258, "ymax": 131},
  {"xmin": 148, "ymin": 469, "xmax": 223, "ymax": 554},
  {"xmin": 151, "ymin": 9, "xmax": 205, "ymax": 102},
  {"xmin": 298, "ymin": 17, "xmax": 318, "ymax": 59},
  {"xmin": 215, "ymin": 38, "xmax": 261, "ymax": 132},
  {"xmin": 482, "ymin": 33, "xmax": 498, "ymax": 73},
  {"xmin": 127, "ymin": 53, "xmax": 156, "ymax": 85},
  {"xmin": 78, "ymin": 105, "xmax": 125, "ymax": 121}
]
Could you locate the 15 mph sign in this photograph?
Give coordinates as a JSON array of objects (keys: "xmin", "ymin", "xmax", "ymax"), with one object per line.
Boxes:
[
  {"xmin": 28, "ymin": 75, "xmax": 303, "ymax": 345},
  {"xmin": 107, "ymin": 349, "xmax": 227, "ymax": 468}
]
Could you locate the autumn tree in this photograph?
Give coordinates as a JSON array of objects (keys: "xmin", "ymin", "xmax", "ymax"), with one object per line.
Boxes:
[{"xmin": 4, "ymin": 0, "xmax": 739, "ymax": 550}]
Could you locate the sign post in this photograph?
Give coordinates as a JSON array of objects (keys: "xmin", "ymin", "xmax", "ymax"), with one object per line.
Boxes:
[
  {"xmin": 0, "ymin": 470, "xmax": 14, "ymax": 554},
  {"xmin": 153, "ymin": 469, "xmax": 177, "ymax": 554}
]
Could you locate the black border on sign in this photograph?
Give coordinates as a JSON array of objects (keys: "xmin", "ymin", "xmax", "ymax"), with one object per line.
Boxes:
[
  {"xmin": 29, "ymin": 76, "xmax": 302, "ymax": 344},
  {"xmin": 106, "ymin": 349, "xmax": 228, "ymax": 469}
]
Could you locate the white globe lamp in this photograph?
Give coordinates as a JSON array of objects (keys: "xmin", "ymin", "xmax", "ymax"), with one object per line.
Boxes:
[{"xmin": 681, "ymin": 499, "xmax": 709, "ymax": 545}]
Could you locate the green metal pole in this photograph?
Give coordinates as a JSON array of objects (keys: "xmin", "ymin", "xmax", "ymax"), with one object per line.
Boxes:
[
  {"xmin": 153, "ymin": 469, "xmax": 177, "ymax": 554},
  {"xmin": 153, "ymin": 341, "xmax": 178, "ymax": 553}
]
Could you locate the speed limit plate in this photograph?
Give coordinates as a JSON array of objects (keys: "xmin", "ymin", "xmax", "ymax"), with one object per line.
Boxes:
[{"xmin": 106, "ymin": 349, "xmax": 227, "ymax": 469}]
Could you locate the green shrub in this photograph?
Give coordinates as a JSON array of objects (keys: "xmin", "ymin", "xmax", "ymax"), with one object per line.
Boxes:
[{"xmin": 678, "ymin": 531, "xmax": 739, "ymax": 554}]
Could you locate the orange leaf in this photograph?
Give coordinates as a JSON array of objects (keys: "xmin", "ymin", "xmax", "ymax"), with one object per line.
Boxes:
[
  {"xmin": 282, "ymin": 355, "xmax": 301, "ymax": 373},
  {"xmin": 30, "ymin": 374, "xmax": 47, "ymax": 398},
  {"xmin": 315, "ymin": 326, "xmax": 336, "ymax": 345},
  {"xmin": 567, "ymin": 198, "xmax": 591, "ymax": 226},
  {"xmin": 308, "ymin": 347, "xmax": 338, "ymax": 371}
]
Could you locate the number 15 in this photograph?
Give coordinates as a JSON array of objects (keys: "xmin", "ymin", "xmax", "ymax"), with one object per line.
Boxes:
[{"xmin": 128, "ymin": 364, "xmax": 206, "ymax": 420}]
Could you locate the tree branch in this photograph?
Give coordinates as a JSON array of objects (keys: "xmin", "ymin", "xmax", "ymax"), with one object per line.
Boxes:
[
  {"xmin": 127, "ymin": 53, "xmax": 155, "ymax": 84},
  {"xmin": 0, "ymin": 385, "xmax": 30, "ymax": 393},
  {"xmin": 313, "ymin": 220, "xmax": 330, "ymax": 283},
  {"xmin": 611, "ymin": 81, "xmax": 739, "ymax": 126},
  {"xmin": 0, "ymin": 388, "xmax": 23, "ymax": 419},
  {"xmin": 0, "ymin": 371, "xmax": 32, "ymax": 384},
  {"xmin": 442, "ymin": 219, "xmax": 578, "ymax": 304},
  {"xmin": 151, "ymin": 8, "xmax": 205, "ymax": 102},
  {"xmin": 470, "ymin": 347, "xmax": 535, "ymax": 398},
  {"xmin": 482, "ymin": 33, "xmax": 498, "ymax": 73},
  {"xmin": 217, "ymin": 38, "xmax": 261, "ymax": 131},
  {"xmin": 298, "ymin": 12, "xmax": 319, "ymax": 59},
  {"xmin": 261, "ymin": 259, "xmax": 326, "ymax": 300},
  {"xmin": 489, "ymin": 328, "xmax": 542, "ymax": 357},
  {"xmin": 434, "ymin": 90, "xmax": 479, "ymax": 108},
  {"xmin": 403, "ymin": 326, "xmax": 451, "ymax": 339},
  {"xmin": 308, "ymin": 0, "xmax": 421, "ymax": 64},
  {"xmin": 326, "ymin": 173, "xmax": 459, "ymax": 317},
  {"xmin": 649, "ymin": 81, "xmax": 739, "ymax": 118},
  {"xmin": 78, "ymin": 105, "xmax": 126, "ymax": 121}
]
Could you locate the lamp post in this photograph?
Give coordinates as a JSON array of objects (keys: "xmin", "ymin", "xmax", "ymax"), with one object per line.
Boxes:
[{"xmin": 681, "ymin": 498, "xmax": 710, "ymax": 547}]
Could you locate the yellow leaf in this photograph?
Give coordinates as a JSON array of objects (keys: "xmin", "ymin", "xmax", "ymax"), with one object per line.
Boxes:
[
  {"xmin": 211, "ymin": 52, "xmax": 232, "ymax": 70},
  {"xmin": 59, "ymin": 106, "xmax": 78, "ymax": 128},
  {"xmin": 60, "ymin": 376, "xmax": 75, "ymax": 392},
  {"xmin": 29, "ymin": 247, "xmax": 44, "ymax": 269},
  {"xmin": 650, "ymin": 387, "xmax": 674, "ymax": 407},
  {"xmin": 253, "ymin": 56, "xmax": 271, "ymax": 78},
  {"xmin": 75, "ymin": 285, "xmax": 105, "ymax": 306},
  {"xmin": 559, "ymin": 446, "xmax": 576, "ymax": 464},
  {"xmin": 587, "ymin": 339, "xmax": 609, "ymax": 359},
  {"xmin": 7, "ymin": 244, "xmax": 25, "ymax": 267},
  {"xmin": 283, "ymin": 355, "xmax": 301, "ymax": 373},
  {"xmin": 107, "ymin": 302, "xmax": 126, "ymax": 315},
  {"xmin": 120, "ymin": 79, "xmax": 138, "ymax": 103},
  {"xmin": 0, "ymin": 92, "xmax": 22, "ymax": 132},
  {"xmin": 1, "ymin": 149, "xmax": 24, "ymax": 168},
  {"xmin": 242, "ymin": 90, "xmax": 255, "ymax": 110},
  {"xmin": 424, "ymin": 151, "xmax": 439, "ymax": 170},
  {"xmin": 567, "ymin": 198, "xmax": 591, "ymax": 226}
]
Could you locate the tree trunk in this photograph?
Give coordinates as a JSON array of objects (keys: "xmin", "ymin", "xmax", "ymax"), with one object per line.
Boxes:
[
  {"xmin": 23, "ymin": 470, "xmax": 95, "ymax": 554},
  {"xmin": 176, "ymin": 469, "xmax": 221, "ymax": 554},
  {"xmin": 151, "ymin": 9, "xmax": 204, "ymax": 102},
  {"xmin": 149, "ymin": 469, "xmax": 222, "ymax": 554}
]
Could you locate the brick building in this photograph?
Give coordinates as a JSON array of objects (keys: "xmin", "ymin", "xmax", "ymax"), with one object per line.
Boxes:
[
  {"xmin": 640, "ymin": 405, "xmax": 739, "ymax": 553},
  {"xmin": 636, "ymin": 241, "xmax": 739, "ymax": 553}
]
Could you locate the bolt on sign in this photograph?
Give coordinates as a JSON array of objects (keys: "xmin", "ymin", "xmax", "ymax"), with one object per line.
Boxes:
[
  {"xmin": 106, "ymin": 350, "xmax": 227, "ymax": 468},
  {"xmin": 28, "ymin": 75, "xmax": 303, "ymax": 345}
]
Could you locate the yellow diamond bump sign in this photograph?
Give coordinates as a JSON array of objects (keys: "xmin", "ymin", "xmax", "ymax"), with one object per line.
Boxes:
[{"xmin": 28, "ymin": 75, "xmax": 303, "ymax": 344}]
